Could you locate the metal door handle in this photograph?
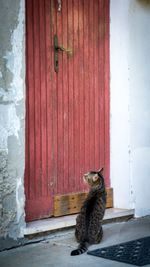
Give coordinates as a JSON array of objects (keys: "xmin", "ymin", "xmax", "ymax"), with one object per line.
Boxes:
[
  {"xmin": 54, "ymin": 34, "xmax": 72, "ymax": 72},
  {"xmin": 57, "ymin": 45, "xmax": 72, "ymax": 54}
]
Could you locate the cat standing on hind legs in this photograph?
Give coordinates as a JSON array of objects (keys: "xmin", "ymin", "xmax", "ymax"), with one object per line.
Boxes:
[{"xmin": 71, "ymin": 168, "xmax": 106, "ymax": 256}]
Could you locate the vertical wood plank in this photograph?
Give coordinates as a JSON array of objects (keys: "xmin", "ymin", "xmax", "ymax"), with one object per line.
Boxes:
[
  {"xmin": 28, "ymin": 0, "xmax": 36, "ymax": 198},
  {"xmin": 56, "ymin": 2, "xmax": 64, "ymax": 194},
  {"xmin": 89, "ymin": 0, "xmax": 95, "ymax": 170},
  {"xmin": 83, "ymin": 0, "xmax": 90, "ymax": 175},
  {"xmin": 67, "ymin": 0, "xmax": 75, "ymax": 192},
  {"xmin": 46, "ymin": 0, "xmax": 54, "ymax": 206},
  {"xmin": 104, "ymin": 0, "xmax": 110, "ymax": 185},
  {"xmin": 73, "ymin": 0, "xmax": 80, "ymax": 191},
  {"xmin": 94, "ymin": 0, "xmax": 100, "ymax": 170},
  {"xmin": 39, "ymin": 0, "xmax": 47, "ymax": 197},
  {"xmin": 52, "ymin": 0, "xmax": 58, "ymax": 193},
  {"xmin": 99, "ymin": 0, "xmax": 105, "ymax": 172},
  {"xmin": 62, "ymin": 0, "xmax": 69, "ymax": 193},
  {"xmin": 78, "ymin": 0, "xmax": 85, "ymax": 189},
  {"xmin": 25, "ymin": 0, "xmax": 34, "ymax": 199},
  {"xmin": 33, "ymin": 0, "xmax": 42, "ymax": 197}
]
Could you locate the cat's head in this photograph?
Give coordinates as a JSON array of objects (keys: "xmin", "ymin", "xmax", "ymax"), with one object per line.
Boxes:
[{"xmin": 83, "ymin": 167, "xmax": 104, "ymax": 188}]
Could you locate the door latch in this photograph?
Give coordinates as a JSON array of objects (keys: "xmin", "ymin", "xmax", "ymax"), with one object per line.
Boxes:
[{"xmin": 54, "ymin": 34, "xmax": 72, "ymax": 73}]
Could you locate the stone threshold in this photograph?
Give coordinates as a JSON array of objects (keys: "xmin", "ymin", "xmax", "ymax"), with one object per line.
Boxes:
[{"xmin": 24, "ymin": 208, "xmax": 134, "ymax": 236}]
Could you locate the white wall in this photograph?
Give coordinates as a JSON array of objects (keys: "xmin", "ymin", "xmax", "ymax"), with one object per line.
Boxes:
[
  {"xmin": 129, "ymin": 0, "xmax": 150, "ymax": 216},
  {"xmin": 110, "ymin": 0, "xmax": 150, "ymax": 216},
  {"xmin": 110, "ymin": 0, "xmax": 132, "ymax": 209}
]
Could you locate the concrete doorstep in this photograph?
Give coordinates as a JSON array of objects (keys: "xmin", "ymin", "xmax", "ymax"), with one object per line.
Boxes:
[
  {"xmin": 24, "ymin": 208, "xmax": 134, "ymax": 237},
  {"xmin": 0, "ymin": 209, "xmax": 134, "ymax": 253}
]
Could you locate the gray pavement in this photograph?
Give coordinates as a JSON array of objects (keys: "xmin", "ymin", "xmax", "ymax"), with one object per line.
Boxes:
[{"xmin": 0, "ymin": 217, "xmax": 150, "ymax": 267}]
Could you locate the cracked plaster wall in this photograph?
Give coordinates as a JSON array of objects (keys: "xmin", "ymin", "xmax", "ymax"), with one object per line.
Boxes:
[{"xmin": 0, "ymin": 0, "xmax": 25, "ymax": 245}]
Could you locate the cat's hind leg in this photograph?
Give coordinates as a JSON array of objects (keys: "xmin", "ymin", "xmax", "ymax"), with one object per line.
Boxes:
[{"xmin": 95, "ymin": 226, "xmax": 103, "ymax": 244}]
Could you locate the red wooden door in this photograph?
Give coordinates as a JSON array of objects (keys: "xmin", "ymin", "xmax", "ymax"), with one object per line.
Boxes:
[{"xmin": 25, "ymin": 0, "xmax": 110, "ymax": 221}]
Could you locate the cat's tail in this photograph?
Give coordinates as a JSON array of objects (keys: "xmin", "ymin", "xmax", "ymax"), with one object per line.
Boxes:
[{"xmin": 70, "ymin": 242, "xmax": 89, "ymax": 256}]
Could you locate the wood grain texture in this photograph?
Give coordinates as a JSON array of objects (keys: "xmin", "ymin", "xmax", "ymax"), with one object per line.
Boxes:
[{"xmin": 54, "ymin": 188, "xmax": 113, "ymax": 217}]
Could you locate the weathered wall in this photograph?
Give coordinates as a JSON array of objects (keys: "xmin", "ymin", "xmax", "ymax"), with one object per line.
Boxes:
[
  {"xmin": 110, "ymin": 0, "xmax": 150, "ymax": 217},
  {"xmin": 0, "ymin": 0, "xmax": 25, "ymax": 248}
]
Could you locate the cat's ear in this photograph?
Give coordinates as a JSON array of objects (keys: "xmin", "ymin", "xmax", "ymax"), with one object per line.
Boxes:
[
  {"xmin": 97, "ymin": 167, "xmax": 104, "ymax": 174},
  {"xmin": 84, "ymin": 172, "xmax": 89, "ymax": 177},
  {"xmin": 93, "ymin": 174, "xmax": 99, "ymax": 182}
]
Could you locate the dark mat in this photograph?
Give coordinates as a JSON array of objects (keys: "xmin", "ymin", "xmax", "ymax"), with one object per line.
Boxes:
[{"xmin": 87, "ymin": 236, "xmax": 150, "ymax": 266}]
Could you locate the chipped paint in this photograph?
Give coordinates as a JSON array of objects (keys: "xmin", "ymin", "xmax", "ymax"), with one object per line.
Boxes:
[
  {"xmin": 0, "ymin": 105, "xmax": 20, "ymax": 149},
  {"xmin": 0, "ymin": 0, "xmax": 25, "ymax": 246},
  {"xmin": 0, "ymin": 0, "xmax": 24, "ymax": 104},
  {"xmin": 16, "ymin": 176, "xmax": 24, "ymax": 224}
]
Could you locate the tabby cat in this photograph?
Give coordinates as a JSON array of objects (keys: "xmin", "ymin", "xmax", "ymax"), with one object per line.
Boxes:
[{"xmin": 71, "ymin": 168, "xmax": 106, "ymax": 256}]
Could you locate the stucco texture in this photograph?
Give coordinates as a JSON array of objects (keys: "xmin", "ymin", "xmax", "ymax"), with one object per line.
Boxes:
[{"xmin": 0, "ymin": 0, "xmax": 25, "ymax": 246}]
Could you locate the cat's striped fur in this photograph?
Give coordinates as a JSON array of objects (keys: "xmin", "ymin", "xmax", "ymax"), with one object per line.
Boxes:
[{"xmin": 71, "ymin": 168, "xmax": 106, "ymax": 256}]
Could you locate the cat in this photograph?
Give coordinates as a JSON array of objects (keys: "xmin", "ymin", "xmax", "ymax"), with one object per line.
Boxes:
[{"xmin": 71, "ymin": 168, "xmax": 106, "ymax": 256}]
